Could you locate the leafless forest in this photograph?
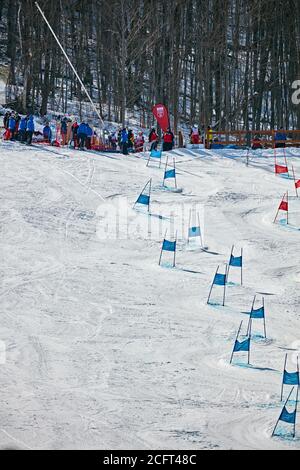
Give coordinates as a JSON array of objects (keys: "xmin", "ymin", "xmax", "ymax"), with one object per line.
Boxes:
[{"xmin": 1, "ymin": 0, "xmax": 300, "ymax": 130}]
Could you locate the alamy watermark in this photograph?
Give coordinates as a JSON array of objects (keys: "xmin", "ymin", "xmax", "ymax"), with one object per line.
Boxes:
[
  {"xmin": 291, "ymin": 340, "xmax": 300, "ymax": 366},
  {"xmin": 0, "ymin": 341, "xmax": 6, "ymax": 365},
  {"xmin": 96, "ymin": 197, "xmax": 205, "ymax": 242},
  {"xmin": 291, "ymin": 80, "xmax": 300, "ymax": 105}
]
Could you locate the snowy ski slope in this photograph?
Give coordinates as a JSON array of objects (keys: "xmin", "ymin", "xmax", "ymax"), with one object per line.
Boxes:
[{"xmin": 0, "ymin": 141, "xmax": 300, "ymax": 450}]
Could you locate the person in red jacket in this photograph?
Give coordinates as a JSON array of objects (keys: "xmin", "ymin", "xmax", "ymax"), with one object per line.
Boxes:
[
  {"xmin": 135, "ymin": 132, "xmax": 145, "ymax": 153},
  {"xmin": 163, "ymin": 128, "xmax": 174, "ymax": 151},
  {"xmin": 71, "ymin": 120, "xmax": 79, "ymax": 149},
  {"xmin": 252, "ymin": 135, "xmax": 263, "ymax": 150},
  {"xmin": 149, "ymin": 128, "xmax": 158, "ymax": 151}
]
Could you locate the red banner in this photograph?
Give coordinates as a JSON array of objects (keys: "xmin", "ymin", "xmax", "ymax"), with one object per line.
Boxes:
[
  {"xmin": 152, "ymin": 104, "xmax": 170, "ymax": 133},
  {"xmin": 295, "ymin": 179, "xmax": 300, "ymax": 189}
]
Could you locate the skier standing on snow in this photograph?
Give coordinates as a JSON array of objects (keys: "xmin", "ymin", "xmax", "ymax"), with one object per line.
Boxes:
[
  {"xmin": 127, "ymin": 129, "xmax": 135, "ymax": 152},
  {"xmin": 163, "ymin": 128, "xmax": 174, "ymax": 151},
  {"xmin": 149, "ymin": 128, "xmax": 159, "ymax": 151},
  {"xmin": 15, "ymin": 113, "xmax": 21, "ymax": 139},
  {"xmin": 8, "ymin": 113, "xmax": 16, "ymax": 140},
  {"xmin": 86, "ymin": 123, "xmax": 93, "ymax": 150},
  {"xmin": 275, "ymin": 127, "xmax": 287, "ymax": 148},
  {"xmin": 43, "ymin": 122, "xmax": 52, "ymax": 143},
  {"xmin": 77, "ymin": 121, "xmax": 88, "ymax": 150},
  {"xmin": 19, "ymin": 116, "xmax": 27, "ymax": 143},
  {"xmin": 3, "ymin": 111, "xmax": 10, "ymax": 130},
  {"xmin": 61, "ymin": 117, "xmax": 68, "ymax": 146},
  {"xmin": 178, "ymin": 130, "xmax": 184, "ymax": 148},
  {"xmin": 252, "ymin": 135, "xmax": 263, "ymax": 150},
  {"xmin": 66, "ymin": 119, "xmax": 73, "ymax": 145},
  {"xmin": 135, "ymin": 131, "xmax": 145, "ymax": 153},
  {"xmin": 26, "ymin": 115, "xmax": 35, "ymax": 145},
  {"xmin": 109, "ymin": 131, "xmax": 117, "ymax": 151},
  {"xmin": 71, "ymin": 120, "xmax": 79, "ymax": 149},
  {"xmin": 121, "ymin": 127, "xmax": 129, "ymax": 155},
  {"xmin": 207, "ymin": 126, "xmax": 213, "ymax": 148},
  {"xmin": 190, "ymin": 124, "xmax": 200, "ymax": 144}
]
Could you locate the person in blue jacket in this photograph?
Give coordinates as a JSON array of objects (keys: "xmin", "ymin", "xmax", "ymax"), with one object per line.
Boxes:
[
  {"xmin": 121, "ymin": 127, "xmax": 128, "ymax": 155},
  {"xmin": 26, "ymin": 115, "xmax": 35, "ymax": 145},
  {"xmin": 61, "ymin": 117, "xmax": 68, "ymax": 145},
  {"xmin": 275, "ymin": 127, "xmax": 287, "ymax": 148},
  {"xmin": 86, "ymin": 123, "xmax": 93, "ymax": 149},
  {"xmin": 8, "ymin": 113, "xmax": 16, "ymax": 140},
  {"xmin": 18, "ymin": 116, "xmax": 27, "ymax": 143},
  {"xmin": 43, "ymin": 123, "xmax": 52, "ymax": 143},
  {"xmin": 77, "ymin": 122, "xmax": 88, "ymax": 150}
]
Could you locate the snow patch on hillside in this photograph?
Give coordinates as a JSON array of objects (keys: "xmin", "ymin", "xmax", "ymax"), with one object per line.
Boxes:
[{"xmin": 0, "ymin": 142, "xmax": 300, "ymax": 449}]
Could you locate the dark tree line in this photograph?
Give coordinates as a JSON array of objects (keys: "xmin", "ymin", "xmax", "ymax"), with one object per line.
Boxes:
[{"xmin": 0, "ymin": 0, "xmax": 300, "ymax": 130}]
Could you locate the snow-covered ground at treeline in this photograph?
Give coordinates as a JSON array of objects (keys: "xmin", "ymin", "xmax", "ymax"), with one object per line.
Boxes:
[{"xmin": 1, "ymin": 140, "xmax": 300, "ymax": 450}]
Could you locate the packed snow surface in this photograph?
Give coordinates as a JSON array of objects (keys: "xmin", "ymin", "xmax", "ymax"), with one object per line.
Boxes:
[{"xmin": 1, "ymin": 141, "xmax": 300, "ymax": 449}]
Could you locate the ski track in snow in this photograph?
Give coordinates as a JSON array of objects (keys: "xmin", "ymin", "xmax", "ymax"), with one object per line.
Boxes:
[{"xmin": 0, "ymin": 141, "xmax": 300, "ymax": 449}]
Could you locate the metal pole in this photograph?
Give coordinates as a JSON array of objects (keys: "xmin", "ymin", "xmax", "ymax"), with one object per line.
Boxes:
[
  {"xmin": 173, "ymin": 231, "xmax": 177, "ymax": 268},
  {"xmin": 174, "ymin": 159, "xmax": 177, "ymax": 189},
  {"xmin": 198, "ymin": 212, "xmax": 203, "ymax": 248},
  {"xmin": 293, "ymin": 385, "xmax": 298, "ymax": 438},
  {"xmin": 262, "ymin": 297, "xmax": 267, "ymax": 339},
  {"xmin": 187, "ymin": 209, "xmax": 191, "ymax": 244},
  {"xmin": 272, "ymin": 387, "xmax": 295, "ymax": 437},
  {"xmin": 159, "ymin": 229, "xmax": 168, "ymax": 266},
  {"xmin": 223, "ymin": 264, "xmax": 228, "ymax": 307},
  {"xmin": 274, "ymin": 193, "xmax": 286, "ymax": 224},
  {"xmin": 284, "ymin": 147, "xmax": 289, "ymax": 177},
  {"xmin": 227, "ymin": 245, "xmax": 234, "ymax": 284},
  {"xmin": 248, "ymin": 319, "xmax": 252, "ymax": 365},
  {"xmin": 163, "ymin": 156, "xmax": 168, "ymax": 187},
  {"xmin": 148, "ymin": 178, "xmax": 152, "ymax": 213},
  {"xmin": 241, "ymin": 248, "xmax": 243, "ymax": 286},
  {"xmin": 146, "ymin": 153, "xmax": 151, "ymax": 167},
  {"xmin": 230, "ymin": 321, "xmax": 243, "ymax": 364},
  {"xmin": 133, "ymin": 179, "xmax": 151, "ymax": 210},
  {"xmin": 35, "ymin": 2, "xmax": 104, "ymax": 129},
  {"xmin": 292, "ymin": 165, "xmax": 299, "ymax": 197},
  {"xmin": 207, "ymin": 266, "xmax": 219, "ymax": 305},
  {"xmin": 247, "ymin": 295, "xmax": 256, "ymax": 336},
  {"xmin": 281, "ymin": 354, "xmax": 288, "ymax": 402}
]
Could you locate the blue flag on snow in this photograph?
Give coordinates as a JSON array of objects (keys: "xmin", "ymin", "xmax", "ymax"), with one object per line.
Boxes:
[
  {"xmin": 279, "ymin": 407, "xmax": 297, "ymax": 425},
  {"xmin": 164, "ymin": 168, "xmax": 176, "ymax": 180},
  {"xmin": 233, "ymin": 338, "xmax": 250, "ymax": 353},
  {"xmin": 162, "ymin": 239, "xmax": 176, "ymax": 252},
  {"xmin": 250, "ymin": 306, "xmax": 265, "ymax": 319},
  {"xmin": 213, "ymin": 273, "xmax": 226, "ymax": 286},
  {"xmin": 150, "ymin": 149, "xmax": 162, "ymax": 158},
  {"xmin": 136, "ymin": 194, "xmax": 150, "ymax": 206},
  {"xmin": 230, "ymin": 254, "xmax": 243, "ymax": 267},
  {"xmin": 189, "ymin": 226, "xmax": 201, "ymax": 238},
  {"xmin": 283, "ymin": 370, "xmax": 299, "ymax": 386}
]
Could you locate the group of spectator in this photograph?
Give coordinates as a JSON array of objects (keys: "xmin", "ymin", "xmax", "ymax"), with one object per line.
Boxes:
[
  {"xmin": 68, "ymin": 120, "xmax": 94, "ymax": 150},
  {"xmin": 116, "ymin": 128, "xmax": 145, "ymax": 155},
  {"xmin": 48, "ymin": 117, "xmax": 95, "ymax": 150},
  {"xmin": 3, "ymin": 109, "xmax": 289, "ymax": 153},
  {"xmin": 116, "ymin": 126, "xmax": 177, "ymax": 155},
  {"xmin": 3, "ymin": 111, "xmax": 35, "ymax": 145},
  {"xmin": 252, "ymin": 128, "xmax": 287, "ymax": 150},
  {"xmin": 148, "ymin": 127, "xmax": 175, "ymax": 152}
]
